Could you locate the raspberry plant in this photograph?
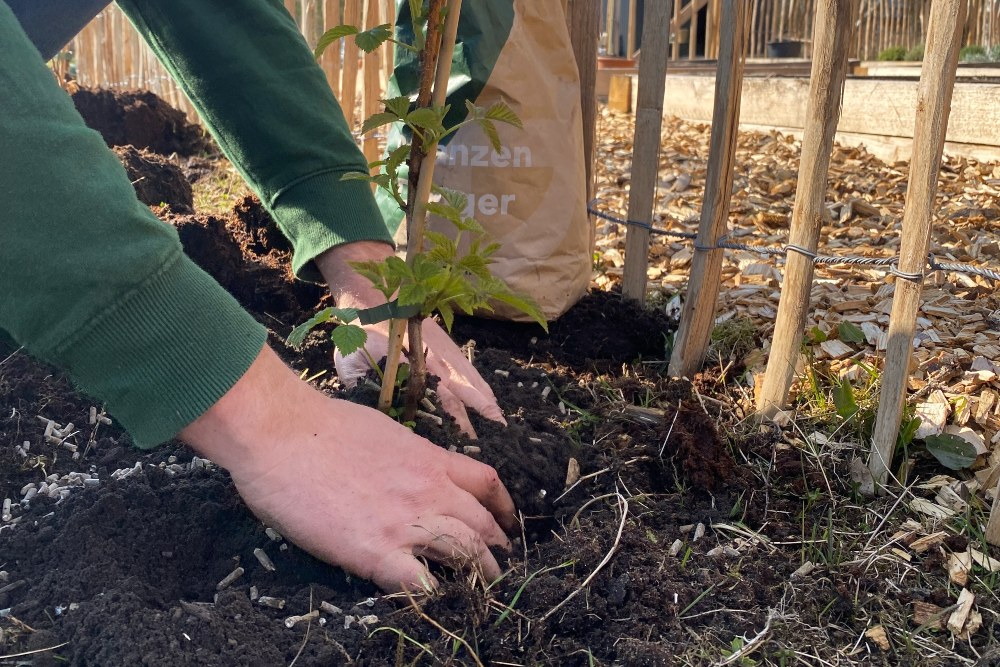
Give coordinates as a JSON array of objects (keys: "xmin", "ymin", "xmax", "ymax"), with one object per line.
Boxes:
[{"xmin": 289, "ymin": 0, "xmax": 546, "ymax": 423}]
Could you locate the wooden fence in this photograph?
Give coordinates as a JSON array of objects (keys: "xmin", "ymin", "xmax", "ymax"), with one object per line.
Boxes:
[
  {"xmin": 620, "ymin": 0, "xmax": 1000, "ymax": 543},
  {"xmin": 62, "ymin": 0, "xmax": 396, "ymax": 157},
  {"xmin": 602, "ymin": 0, "xmax": 999, "ymax": 60}
]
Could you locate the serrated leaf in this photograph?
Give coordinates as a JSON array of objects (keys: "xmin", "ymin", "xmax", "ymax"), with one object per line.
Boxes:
[
  {"xmin": 492, "ymin": 290, "xmax": 548, "ymax": 331},
  {"xmin": 832, "ymin": 378, "xmax": 858, "ymax": 420},
  {"xmin": 456, "ymin": 216, "xmax": 485, "ymax": 234},
  {"xmin": 476, "ymin": 118, "xmax": 503, "ymax": 153},
  {"xmin": 838, "ymin": 321, "xmax": 866, "ymax": 344},
  {"xmin": 424, "ymin": 230, "xmax": 457, "ymax": 260},
  {"xmin": 457, "ymin": 253, "xmax": 491, "ymax": 279},
  {"xmin": 330, "ymin": 324, "xmax": 368, "ymax": 356},
  {"xmin": 361, "ymin": 112, "xmax": 400, "ymax": 135},
  {"xmin": 432, "ymin": 186, "xmax": 470, "ymax": 213},
  {"xmin": 437, "ymin": 302, "xmax": 455, "ymax": 332},
  {"xmin": 406, "ymin": 107, "xmax": 444, "ymax": 131},
  {"xmin": 924, "ymin": 434, "xmax": 978, "ymax": 471},
  {"xmin": 341, "ymin": 171, "xmax": 375, "ymax": 183},
  {"xmin": 398, "ymin": 283, "xmax": 430, "ymax": 307},
  {"xmin": 354, "ymin": 24, "xmax": 393, "ymax": 53},
  {"xmin": 287, "ymin": 308, "xmax": 334, "ymax": 349},
  {"xmin": 483, "ymin": 101, "xmax": 523, "ymax": 128},
  {"xmin": 424, "ymin": 201, "xmax": 463, "ymax": 225},
  {"xmin": 314, "ymin": 25, "xmax": 358, "ymax": 59},
  {"xmin": 384, "ymin": 96, "xmax": 413, "ymax": 119},
  {"xmin": 385, "ymin": 144, "xmax": 411, "ymax": 174}
]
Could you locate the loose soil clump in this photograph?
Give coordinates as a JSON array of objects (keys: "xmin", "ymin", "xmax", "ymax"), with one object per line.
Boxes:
[
  {"xmin": 113, "ymin": 145, "xmax": 194, "ymax": 213},
  {"xmin": 71, "ymin": 87, "xmax": 212, "ymax": 156}
]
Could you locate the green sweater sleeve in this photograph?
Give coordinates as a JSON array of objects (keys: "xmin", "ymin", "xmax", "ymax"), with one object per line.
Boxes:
[
  {"xmin": 0, "ymin": 3, "xmax": 267, "ymax": 448},
  {"xmin": 118, "ymin": 0, "xmax": 395, "ymax": 280}
]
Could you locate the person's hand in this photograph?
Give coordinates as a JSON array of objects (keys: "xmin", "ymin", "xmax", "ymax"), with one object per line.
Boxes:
[
  {"xmin": 314, "ymin": 242, "xmax": 506, "ymax": 437},
  {"xmin": 180, "ymin": 346, "xmax": 516, "ymax": 592}
]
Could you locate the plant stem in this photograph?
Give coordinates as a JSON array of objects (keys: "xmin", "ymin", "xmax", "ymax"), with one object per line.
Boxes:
[{"xmin": 401, "ymin": 0, "xmax": 463, "ymax": 422}]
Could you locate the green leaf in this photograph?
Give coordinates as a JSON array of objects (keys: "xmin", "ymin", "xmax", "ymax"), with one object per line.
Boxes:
[
  {"xmin": 476, "ymin": 118, "xmax": 503, "ymax": 153},
  {"xmin": 424, "ymin": 230, "xmax": 457, "ymax": 261},
  {"xmin": 898, "ymin": 416, "xmax": 922, "ymax": 449},
  {"xmin": 483, "ymin": 101, "xmax": 523, "ymax": 129},
  {"xmin": 354, "ymin": 24, "xmax": 393, "ymax": 53},
  {"xmin": 436, "ymin": 302, "xmax": 455, "ymax": 332},
  {"xmin": 341, "ymin": 171, "xmax": 375, "ymax": 183},
  {"xmin": 287, "ymin": 308, "xmax": 334, "ymax": 349},
  {"xmin": 457, "ymin": 253, "xmax": 491, "ymax": 279},
  {"xmin": 424, "ymin": 201, "xmax": 463, "ymax": 226},
  {"xmin": 314, "ymin": 25, "xmax": 358, "ymax": 59},
  {"xmin": 384, "ymin": 96, "xmax": 413, "ymax": 119},
  {"xmin": 361, "ymin": 112, "xmax": 400, "ymax": 135},
  {"xmin": 923, "ymin": 434, "xmax": 978, "ymax": 471},
  {"xmin": 330, "ymin": 324, "xmax": 368, "ymax": 356},
  {"xmin": 455, "ymin": 216, "xmax": 486, "ymax": 234},
  {"xmin": 398, "ymin": 283, "xmax": 430, "ymax": 307},
  {"xmin": 832, "ymin": 378, "xmax": 858, "ymax": 420},
  {"xmin": 492, "ymin": 290, "xmax": 548, "ymax": 331},
  {"xmin": 385, "ymin": 144, "xmax": 411, "ymax": 174},
  {"xmin": 838, "ymin": 321, "xmax": 866, "ymax": 344},
  {"xmin": 432, "ymin": 186, "xmax": 469, "ymax": 213},
  {"xmin": 406, "ymin": 107, "xmax": 445, "ymax": 131},
  {"xmin": 807, "ymin": 326, "xmax": 828, "ymax": 344}
]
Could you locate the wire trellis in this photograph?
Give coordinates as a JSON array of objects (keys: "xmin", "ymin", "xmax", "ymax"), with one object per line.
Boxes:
[{"xmin": 588, "ymin": 202, "xmax": 1000, "ymax": 283}]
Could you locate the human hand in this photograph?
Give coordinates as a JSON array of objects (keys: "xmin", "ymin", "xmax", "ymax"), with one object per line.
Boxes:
[
  {"xmin": 180, "ymin": 346, "xmax": 516, "ymax": 592},
  {"xmin": 315, "ymin": 242, "xmax": 506, "ymax": 437}
]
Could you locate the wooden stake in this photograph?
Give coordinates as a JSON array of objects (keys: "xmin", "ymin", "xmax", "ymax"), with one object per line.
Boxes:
[
  {"xmin": 566, "ymin": 0, "xmax": 601, "ymax": 202},
  {"xmin": 757, "ymin": 0, "xmax": 858, "ymax": 417},
  {"xmin": 621, "ymin": 0, "xmax": 672, "ymax": 304},
  {"xmin": 869, "ymin": 0, "xmax": 965, "ymax": 489},
  {"xmin": 668, "ymin": 1, "xmax": 749, "ymax": 378}
]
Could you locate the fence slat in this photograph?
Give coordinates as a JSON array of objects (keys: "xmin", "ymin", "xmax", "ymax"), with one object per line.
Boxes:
[
  {"xmin": 869, "ymin": 0, "xmax": 966, "ymax": 489},
  {"xmin": 621, "ymin": 0, "xmax": 672, "ymax": 303},
  {"xmin": 668, "ymin": 1, "xmax": 749, "ymax": 378},
  {"xmin": 341, "ymin": 0, "xmax": 362, "ymax": 130},
  {"xmin": 757, "ymin": 0, "xmax": 858, "ymax": 417}
]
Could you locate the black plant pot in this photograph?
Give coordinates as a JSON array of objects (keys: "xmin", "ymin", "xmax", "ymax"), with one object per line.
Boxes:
[{"xmin": 767, "ymin": 40, "xmax": 804, "ymax": 58}]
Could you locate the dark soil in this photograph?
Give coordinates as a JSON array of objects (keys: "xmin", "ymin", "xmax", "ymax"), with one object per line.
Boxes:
[
  {"xmin": 2, "ymin": 92, "xmax": 989, "ymax": 667},
  {"xmin": 113, "ymin": 145, "xmax": 194, "ymax": 213},
  {"xmin": 71, "ymin": 87, "xmax": 212, "ymax": 156}
]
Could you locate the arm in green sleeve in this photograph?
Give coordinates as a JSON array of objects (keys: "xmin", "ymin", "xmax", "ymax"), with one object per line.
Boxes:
[
  {"xmin": 117, "ymin": 0, "xmax": 395, "ymax": 280},
  {"xmin": 0, "ymin": 3, "xmax": 267, "ymax": 448}
]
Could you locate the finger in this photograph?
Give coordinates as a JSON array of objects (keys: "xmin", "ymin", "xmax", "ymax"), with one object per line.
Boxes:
[
  {"xmin": 441, "ymin": 485, "xmax": 512, "ymax": 550},
  {"xmin": 423, "ymin": 320, "xmax": 501, "ymax": 402},
  {"xmin": 439, "ymin": 363, "xmax": 507, "ymax": 426},
  {"xmin": 409, "ymin": 516, "xmax": 503, "ymax": 581},
  {"xmin": 436, "ymin": 382, "xmax": 477, "ymax": 438},
  {"xmin": 370, "ymin": 551, "xmax": 440, "ymax": 594},
  {"xmin": 445, "ymin": 455, "xmax": 517, "ymax": 533}
]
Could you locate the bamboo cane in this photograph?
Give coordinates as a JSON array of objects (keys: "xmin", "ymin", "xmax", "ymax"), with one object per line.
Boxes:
[{"xmin": 869, "ymin": 0, "xmax": 966, "ymax": 489}]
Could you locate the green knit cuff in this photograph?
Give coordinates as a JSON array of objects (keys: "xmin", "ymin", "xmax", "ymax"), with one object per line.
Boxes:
[
  {"xmin": 269, "ymin": 171, "xmax": 395, "ymax": 282},
  {"xmin": 54, "ymin": 252, "xmax": 267, "ymax": 449}
]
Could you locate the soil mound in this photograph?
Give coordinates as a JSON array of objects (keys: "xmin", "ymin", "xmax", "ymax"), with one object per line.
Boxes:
[
  {"xmin": 113, "ymin": 145, "xmax": 194, "ymax": 213},
  {"xmin": 71, "ymin": 87, "xmax": 211, "ymax": 156}
]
